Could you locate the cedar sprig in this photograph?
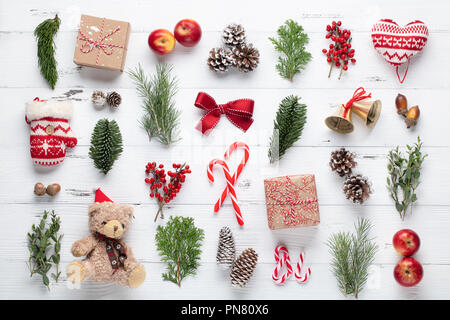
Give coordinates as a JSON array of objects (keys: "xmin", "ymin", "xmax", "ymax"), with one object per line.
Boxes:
[
  {"xmin": 89, "ymin": 119, "xmax": 123, "ymax": 174},
  {"xmin": 269, "ymin": 19, "xmax": 311, "ymax": 81},
  {"xmin": 34, "ymin": 14, "xmax": 60, "ymax": 89},
  {"xmin": 268, "ymin": 95, "xmax": 307, "ymax": 163},
  {"xmin": 387, "ymin": 136, "xmax": 427, "ymax": 220},
  {"xmin": 27, "ymin": 210, "xmax": 63, "ymax": 290},
  {"xmin": 128, "ymin": 64, "xmax": 181, "ymax": 146},
  {"xmin": 155, "ymin": 216, "xmax": 204, "ymax": 286},
  {"xmin": 327, "ymin": 218, "xmax": 378, "ymax": 299}
]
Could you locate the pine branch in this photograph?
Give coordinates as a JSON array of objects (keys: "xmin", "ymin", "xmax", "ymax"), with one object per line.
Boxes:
[
  {"xmin": 327, "ymin": 218, "xmax": 378, "ymax": 299},
  {"xmin": 89, "ymin": 119, "xmax": 123, "ymax": 174},
  {"xmin": 268, "ymin": 95, "xmax": 307, "ymax": 163},
  {"xmin": 128, "ymin": 64, "xmax": 181, "ymax": 146},
  {"xmin": 155, "ymin": 216, "xmax": 204, "ymax": 287},
  {"xmin": 34, "ymin": 14, "xmax": 60, "ymax": 89},
  {"xmin": 269, "ymin": 19, "xmax": 311, "ymax": 81}
]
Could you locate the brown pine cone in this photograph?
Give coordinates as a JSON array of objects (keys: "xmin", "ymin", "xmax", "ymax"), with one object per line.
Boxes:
[
  {"xmin": 106, "ymin": 91, "xmax": 122, "ymax": 108},
  {"xmin": 223, "ymin": 24, "xmax": 246, "ymax": 47},
  {"xmin": 92, "ymin": 90, "xmax": 106, "ymax": 107},
  {"xmin": 343, "ymin": 174, "xmax": 371, "ymax": 204},
  {"xmin": 232, "ymin": 44, "xmax": 260, "ymax": 73},
  {"xmin": 230, "ymin": 248, "xmax": 258, "ymax": 288},
  {"xmin": 330, "ymin": 148, "xmax": 357, "ymax": 177},
  {"xmin": 216, "ymin": 227, "xmax": 236, "ymax": 269},
  {"xmin": 207, "ymin": 47, "xmax": 234, "ymax": 72}
]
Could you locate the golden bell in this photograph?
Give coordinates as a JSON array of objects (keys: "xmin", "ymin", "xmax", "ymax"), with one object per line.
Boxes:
[
  {"xmin": 351, "ymin": 99, "xmax": 382, "ymax": 128},
  {"xmin": 325, "ymin": 105, "xmax": 354, "ymax": 134}
]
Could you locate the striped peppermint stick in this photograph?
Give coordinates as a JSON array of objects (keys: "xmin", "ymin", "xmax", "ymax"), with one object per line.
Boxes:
[
  {"xmin": 272, "ymin": 246, "xmax": 293, "ymax": 284},
  {"xmin": 294, "ymin": 252, "xmax": 311, "ymax": 283}
]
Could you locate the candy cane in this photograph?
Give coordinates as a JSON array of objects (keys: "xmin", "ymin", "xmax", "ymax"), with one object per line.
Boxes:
[
  {"xmin": 207, "ymin": 159, "xmax": 244, "ymax": 226},
  {"xmin": 214, "ymin": 142, "xmax": 250, "ymax": 213},
  {"xmin": 272, "ymin": 246, "xmax": 293, "ymax": 285},
  {"xmin": 294, "ymin": 252, "xmax": 311, "ymax": 283}
]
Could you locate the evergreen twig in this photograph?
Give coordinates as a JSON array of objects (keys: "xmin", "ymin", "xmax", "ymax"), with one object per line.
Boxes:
[
  {"xmin": 327, "ymin": 218, "xmax": 378, "ymax": 299},
  {"xmin": 155, "ymin": 216, "xmax": 204, "ymax": 287},
  {"xmin": 269, "ymin": 19, "xmax": 311, "ymax": 81},
  {"xmin": 268, "ymin": 95, "xmax": 307, "ymax": 163},
  {"xmin": 128, "ymin": 64, "xmax": 181, "ymax": 146},
  {"xmin": 34, "ymin": 14, "xmax": 60, "ymax": 89}
]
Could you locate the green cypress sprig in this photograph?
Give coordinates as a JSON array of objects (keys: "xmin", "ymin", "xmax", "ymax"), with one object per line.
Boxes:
[
  {"xmin": 269, "ymin": 19, "xmax": 311, "ymax": 81},
  {"xmin": 155, "ymin": 216, "xmax": 204, "ymax": 287},
  {"xmin": 34, "ymin": 14, "xmax": 60, "ymax": 89},
  {"xmin": 268, "ymin": 95, "xmax": 307, "ymax": 163},
  {"xmin": 89, "ymin": 119, "xmax": 123, "ymax": 174}
]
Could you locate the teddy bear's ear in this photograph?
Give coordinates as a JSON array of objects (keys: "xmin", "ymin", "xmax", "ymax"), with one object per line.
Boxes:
[
  {"xmin": 122, "ymin": 205, "xmax": 134, "ymax": 219},
  {"xmin": 88, "ymin": 203, "xmax": 100, "ymax": 217}
]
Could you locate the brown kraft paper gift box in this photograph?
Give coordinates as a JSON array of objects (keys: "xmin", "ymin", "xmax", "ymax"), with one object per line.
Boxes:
[
  {"xmin": 74, "ymin": 15, "xmax": 130, "ymax": 72},
  {"xmin": 264, "ymin": 174, "xmax": 320, "ymax": 230}
]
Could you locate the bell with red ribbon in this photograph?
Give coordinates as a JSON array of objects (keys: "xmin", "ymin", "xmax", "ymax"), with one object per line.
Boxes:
[{"xmin": 194, "ymin": 92, "xmax": 254, "ymax": 135}]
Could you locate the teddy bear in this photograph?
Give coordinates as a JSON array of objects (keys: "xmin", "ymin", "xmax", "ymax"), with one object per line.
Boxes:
[{"xmin": 67, "ymin": 188, "xmax": 146, "ymax": 288}]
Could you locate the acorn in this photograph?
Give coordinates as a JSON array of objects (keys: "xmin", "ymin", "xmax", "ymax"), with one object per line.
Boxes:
[
  {"xmin": 405, "ymin": 106, "xmax": 420, "ymax": 128},
  {"xmin": 395, "ymin": 94, "xmax": 408, "ymax": 116},
  {"xmin": 34, "ymin": 182, "xmax": 46, "ymax": 196},
  {"xmin": 46, "ymin": 183, "xmax": 61, "ymax": 196}
]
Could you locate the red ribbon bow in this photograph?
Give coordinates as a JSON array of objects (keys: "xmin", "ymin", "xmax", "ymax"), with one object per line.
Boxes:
[
  {"xmin": 194, "ymin": 92, "xmax": 254, "ymax": 135},
  {"xmin": 342, "ymin": 87, "xmax": 372, "ymax": 117}
]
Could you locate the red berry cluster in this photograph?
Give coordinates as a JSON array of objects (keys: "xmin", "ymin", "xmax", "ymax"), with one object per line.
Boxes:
[
  {"xmin": 322, "ymin": 20, "xmax": 356, "ymax": 79},
  {"xmin": 145, "ymin": 162, "xmax": 192, "ymax": 221}
]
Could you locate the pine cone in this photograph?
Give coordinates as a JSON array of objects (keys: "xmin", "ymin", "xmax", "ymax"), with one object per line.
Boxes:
[
  {"xmin": 106, "ymin": 91, "xmax": 122, "ymax": 108},
  {"xmin": 343, "ymin": 174, "xmax": 372, "ymax": 204},
  {"xmin": 223, "ymin": 24, "xmax": 246, "ymax": 47},
  {"xmin": 232, "ymin": 44, "xmax": 260, "ymax": 73},
  {"xmin": 207, "ymin": 47, "xmax": 234, "ymax": 72},
  {"xmin": 216, "ymin": 227, "xmax": 236, "ymax": 268},
  {"xmin": 330, "ymin": 148, "xmax": 357, "ymax": 177},
  {"xmin": 230, "ymin": 248, "xmax": 258, "ymax": 288},
  {"xmin": 92, "ymin": 90, "xmax": 106, "ymax": 107}
]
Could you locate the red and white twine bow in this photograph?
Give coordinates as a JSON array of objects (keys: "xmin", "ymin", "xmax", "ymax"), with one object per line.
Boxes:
[
  {"xmin": 342, "ymin": 87, "xmax": 372, "ymax": 117},
  {"xmin": 272, "ymin": 246, "xmax": 311, "ymax": 285},
  {"xmin": 77, "ymin": 17, "xmax": 125, "ymax": 66}
]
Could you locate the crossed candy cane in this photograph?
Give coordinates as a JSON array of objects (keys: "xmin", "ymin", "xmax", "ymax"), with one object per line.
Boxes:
[{"xmin": 272, "ymin": 246, "xmax": 311, "ymax": 285}]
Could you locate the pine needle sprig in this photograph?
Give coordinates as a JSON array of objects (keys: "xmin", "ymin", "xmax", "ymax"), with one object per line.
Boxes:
[
  {"xmin": 34, "ymin": 14, "xmax": 60, "ymax": 89},
  {"xmin": 89, "ymin": 119, "xmax": 123, "ymax": 174},
  {"xmin": 269, "ymin": 19, "xmax": 312, "ymax": 81},
  {"xmin": 155, "ymin": 216, "xmax": 205, "ymax": 287},
  {"xmin": 27, "ymin": 210, "xmax": 63, "ymax": 290},
  {"xmin": 327, "ymin": 218, "xmax": 378, "ymax": 299},
  {"xmin": 268, "ymin": 95, "xmax": 307, "ymax": 163},
  {"xmin": 128, "ymin": 64, "xmax": 181, "ymax": 146},
  {"xmin": 387, "ymin": 136, "xmax": 427, "ymax": 220}
]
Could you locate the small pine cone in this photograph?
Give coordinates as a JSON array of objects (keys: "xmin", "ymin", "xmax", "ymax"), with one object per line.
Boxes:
[
  {"xmin": 106, "ymin": 91, "xmax": 122, "ymax": 108},
  {"xmin": 207, "ymin": 47, "xmax": 234, "ymax": 73},
  {"xmin": 230, "ymin": 248, "xmax": 258, "ymax": 288},
  {"xmin": 330, "ymin": 148, "xmax": 357, "ymax": 177},
  {"xmin": 232, "ymin": 44, "xmax": 260, "ymax": 73},
  {"xmin": 92, "ymin": 90, "xmax": 106, "ymax": 107},
  {"xmin": 343, "ymin": 174, "xmax": 372, "ymax": 204},
  {"xmin": 216, "ymin": 227, "xmax": 236, "ymax": 269},
  {"xmin": 223, "ymin": 24, "xmax": 246, "ymax": 47}
]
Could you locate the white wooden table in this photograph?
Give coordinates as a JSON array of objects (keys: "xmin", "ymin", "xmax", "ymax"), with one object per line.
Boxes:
[{"xmin": 1, "ymin": 0, "xmax": 449, "ymax": 300}]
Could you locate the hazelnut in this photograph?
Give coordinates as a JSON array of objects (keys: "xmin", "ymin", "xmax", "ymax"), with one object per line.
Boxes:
[
  {"xmin": 46, "ymin": 183, "xmax": 61, "ymax": 196},
  {"xmin": 34, "ymin": 182, "xmax": 46, "ymax": 196}
]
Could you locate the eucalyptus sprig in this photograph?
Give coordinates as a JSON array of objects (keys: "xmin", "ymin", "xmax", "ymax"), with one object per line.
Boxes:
[
  {"xmin": 387, "ymin": 137, "xmax": 427, "ymax": 220},
  {"xmin": 27, "ymin": 210, "xmax": 63, "ymax": 290},
  {"xmin": 327, "ymin": 218, "xmax": 378, "ymax": 299},
  {"xmin": 269, "ymin": 19, "xmax": 311, "ymax": 81}
]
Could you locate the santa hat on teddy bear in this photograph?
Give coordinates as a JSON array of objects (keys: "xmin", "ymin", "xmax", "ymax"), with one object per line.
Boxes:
[{"xmin": 94, "ymin": 188, "xmax": 113, "ymax": 203}]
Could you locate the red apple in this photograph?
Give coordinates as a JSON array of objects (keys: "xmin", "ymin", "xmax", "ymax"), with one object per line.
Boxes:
[
  {"xmin": 394, "ymin": 257, "xmax": 423, "ymax": 287},
  {"xmin": 174, "ymin": 19, "xmax": 202, "ymax": 47},
  {"xmin": 392, "ymin": 229, "xmax": 420, "ymax": 257},
  {"xmin": 148, "ymin": 29, "xmax": 175, "ymax": 55}
]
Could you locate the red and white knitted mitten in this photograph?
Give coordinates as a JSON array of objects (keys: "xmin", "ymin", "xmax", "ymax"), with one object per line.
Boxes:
[{"xmin": 25, "ymin": 98, "xmax": 78, "ymax": 166}]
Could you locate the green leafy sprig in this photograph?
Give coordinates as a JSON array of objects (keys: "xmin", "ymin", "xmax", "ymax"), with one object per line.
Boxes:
[
  {"xmin": 268, "ymin": 95, "xmax": 307, "ymax": 163},
  {"xmin": 327, "ymin": 218, "xmax": 378, "ymax": 299},
  {"xmin": 34, "ymin": 14, "xmax": 60, "ymax": 89},
  {"xmin": 27, "ymin": 210, "xmax": 63, "ymax": 290},
  {"xmin": 155, "ymin": 216, "xmax": 204, "ymax": 286},
  {"xmin": 387, "ymin": 137, "xmax": 427, "ymax": 220},
  {"xmin": 269, "ymin": 19, "xmax": 312, "ymax": 81},
  {"xmin": 128, "ymin": 64, "xmax": 181, "ymax": 146}
]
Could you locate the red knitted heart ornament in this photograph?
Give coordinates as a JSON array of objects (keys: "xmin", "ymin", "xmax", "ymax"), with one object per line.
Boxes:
[{"xmin": 371, "ymin": 19, "xmax": 428, "ymax": 83}]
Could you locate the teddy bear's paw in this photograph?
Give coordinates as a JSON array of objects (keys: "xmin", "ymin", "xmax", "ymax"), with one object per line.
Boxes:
[
  {"xmin": 129, "ymin": 265, "xmax": 146, "ymax": 288},
  {"xmin": 71, "ymin": 242, "xmax": 88, "ymax": 257},
  {"xmin": 66, "ymin": 261, "xmax": 85, "ymax": 283}
]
